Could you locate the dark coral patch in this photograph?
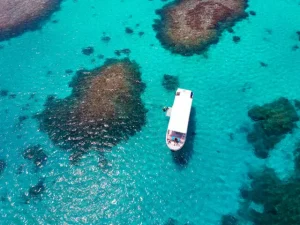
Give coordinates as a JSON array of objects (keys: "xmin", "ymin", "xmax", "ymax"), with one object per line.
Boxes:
[
  {"xmin": 249, "ymin": 10, "xmax": 256, "ymax": 16},
  {"xmin": 97, "ymin": 54, "xmax": 105, "ymax": 59},
  {"xmin": 125, "ymin": 27, "xmax": 134, "ymax": 34},
  {"xmin": 17, "ymin": 115, "xmax": 29, "ymax": 128},
  {"xmin": 221, "ymin": 214, "xmax": 239, "ymax": 225},
  {"xmin": 23, "ymin": 145, "xmax": 48, "ymax": 168},
  {"xmin": 114, "ymin": 48, "xmax": 131, "ymax": 56},
  {"xmin": 0, "ymin": 89, "xmax": 9, "ymax": 97},
  {"xmin": 9, "ymin": 94, "xmax": 17, "ymax": 99},
  {"xmin": 233, "ymin": 36, "xmax": 241, "ymax": 43},
  {"xmin": 69, "ymin": 151, "xmax": 84, "ymax": 165},
  {"xmin": 294, "ymin": 99, "xmax": 300, "ymax": 110},
  {"xmin": 294, "ymin": 143, "xmax": 300, "ymax": 172},
  {"xmin": 35, "ymin": 59, "xmax": 147, "ymax": 160},
  {"xmin": 259, "ymin": 61, "xmax": 268, "ymax": 67},
  {"xmin": 247, "ymin": 98, "xmax": 298, "ymax": 158},
  {"xmin": 82, "ymin": 47, "xmax": 94, "ymax": 56},
  {"xmin": 28, "ymin": 178, "xmax": 46, "ymax": 199},
  {"xmin": 153, "ymin": 0, "xmax": 248, "ymax": 55},
  {"xmin": 164, "ymin": 218, "xmax": 181, "ymax": 225},
  {"xmin": 240, "ymin": 168, "xmax": 300, "ymax": 225},
  {"xmin": 0, "ymin": 0, "xmax": 62, "ymax": 41},
  {"xmin": 16, "ymin": 164, "xmax": 25, "ymax": 174},
  {"xmin": 296, "ymin": 31, "xmax": 300, "ymax": 41},
  {"xmin": 65, "ymin": 69, "xmax": 73, "ymax": 74},
  {"xmin": 162, "ymin": 74, "xmax": 179, "ymax": 91},
  {"xmin": 292, "ymin": 45, "xmax": 299, "ymax": 51},
  {"xmin": 18, "ymin": 115, "xmax": 28, "ymax": 123},
  {"xmin": 101, "ymin": 35, "xmax": 111, "ymax": 42},
  {"xmin": 0, "ymin": 160, "xmax": 6, "ymax": 175}
]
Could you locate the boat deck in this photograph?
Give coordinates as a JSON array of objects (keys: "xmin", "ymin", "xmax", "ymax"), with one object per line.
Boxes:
[{"xmin": 166, "ymin": 130, "xmax": 186, "ymax": 151}]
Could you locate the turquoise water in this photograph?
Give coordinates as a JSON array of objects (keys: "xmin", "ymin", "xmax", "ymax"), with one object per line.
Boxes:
[{"xmin": 0, "ymin": 0, "xmax": 300, "ymax": 224}]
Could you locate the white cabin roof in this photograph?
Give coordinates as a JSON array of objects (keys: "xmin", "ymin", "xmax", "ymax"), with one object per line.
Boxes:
[{"xmin": 167, "ymin": 88, "xmax": 193, "ymax": 134}]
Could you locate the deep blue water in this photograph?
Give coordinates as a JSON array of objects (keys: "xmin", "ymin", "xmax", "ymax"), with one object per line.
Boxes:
[{"xmin": 0, "ymin": 0, "xmax": 300, "ymax": 224}]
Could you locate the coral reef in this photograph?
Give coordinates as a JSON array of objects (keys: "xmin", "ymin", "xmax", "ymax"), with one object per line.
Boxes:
[
  {"xmin": 153, "ymin": 0, "xmax": 248, "ymax": 55},
  {"xmin": 240, "ymin": 168, "xmax": 300, "ymax": 225},
  {"xmin": 247, "ymin": 98, "xmax": 299, "ymax": 158},
  {"xmin": 162, "ymin": 74, "xmax": 179, "ymax": 92},
  {"xmin": 0, "ymin": 0, "xmax": 62, "ymax": 41},
  {"xmin": 35, "ymin": 59, "xmax": 147, "ymax": 159},
  {"xmin": 23, "ymin": 145, "xmax": 48, "ymax": 168}
]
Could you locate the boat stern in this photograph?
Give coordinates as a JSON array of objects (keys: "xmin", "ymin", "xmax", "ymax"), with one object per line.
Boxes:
[{"xmin": 166, "ymin": 130, "xmax": 186, "ymax": 151}]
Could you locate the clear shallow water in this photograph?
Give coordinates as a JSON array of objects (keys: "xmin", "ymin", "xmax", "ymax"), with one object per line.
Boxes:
[{"xmin": 0, "ymin": 0, "xmax": 300, "ymax": 224}]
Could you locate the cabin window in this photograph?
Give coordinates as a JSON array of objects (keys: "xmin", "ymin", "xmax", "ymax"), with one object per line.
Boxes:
[
  {"xmin": 190, "ymin": 92, "xmax": 193, "ymax": 98},
  {"xmin": 176, "ymin": 92, "xmax": 180, "ymax": 96}
]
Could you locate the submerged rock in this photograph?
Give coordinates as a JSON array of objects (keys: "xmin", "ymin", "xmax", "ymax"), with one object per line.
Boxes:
[
  {"xmin": 153, "ymin": 0, "xmax": 248, "ymax": 55},
  {"xmin": 23, "ymin": 145, "xmax": 47, "ymax": 168},
  {"xmin": 240, "ymin": 168, "xmax": 300, "ymax": 225},
  {"xmin": 247, "ymin": 98, "xmax": 299, "ymax": 158},
  {"xmin": 0, "ymin": 0, "xmax": 62, "ymax": 41},
  {"xmin": 162, "ymin": 74, "xmax": 179, "ymax": 91},
  {"xmin": 35, "ymin": 59, "xmax": 147, "ymax": 160}
]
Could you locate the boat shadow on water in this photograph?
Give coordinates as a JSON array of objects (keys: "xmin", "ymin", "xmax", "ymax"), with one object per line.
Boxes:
[{"xmin": 171, "ymin": 107, "xmax": 196, "ymax": 167}]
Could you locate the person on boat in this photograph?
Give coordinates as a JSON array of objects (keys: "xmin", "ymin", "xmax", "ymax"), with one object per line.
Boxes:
[
  {"xmin": 174, "ymin": 138, "xmax": 179, "ymax": 145},
  {"xmin": 163, "ymin": 106, "xmax": 169, "ymax": 112}
]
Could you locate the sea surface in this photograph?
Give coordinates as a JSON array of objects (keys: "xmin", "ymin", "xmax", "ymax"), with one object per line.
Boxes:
[{"xmin": 0, "ymin": 0, "xmax": 300, "ymax": 224}]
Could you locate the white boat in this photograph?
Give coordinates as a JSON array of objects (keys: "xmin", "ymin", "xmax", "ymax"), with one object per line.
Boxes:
[{"xmin": 165, "ymin": 88, "xmax": 193, "ymax": 151}]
